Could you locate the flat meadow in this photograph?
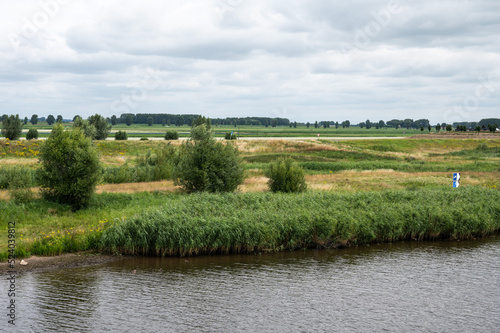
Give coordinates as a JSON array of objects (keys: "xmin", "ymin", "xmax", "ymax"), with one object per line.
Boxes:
[{"xmin": 1, "ymin": 129, "xmax": 499, "ymax": 259}]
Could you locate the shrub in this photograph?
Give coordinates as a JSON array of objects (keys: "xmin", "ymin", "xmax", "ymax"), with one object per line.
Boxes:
[
  {"xmin": 164, "ymin": 130, "xmax": 179, "ymax": 140},
  {"xmin": 140, "ymin": 137, "xmax": 149, "ymax": 141},
  {"xmin": 0, "ymin": 166, "xmax": 35, "ymax": 189},
  {"xmin": 225, "ymin": 132, "xmax": 237, "ymax": 140},
  {"xmin": 26, "ymin": 128, "xmax": 39, "ymax": 140},
  {"xmin": 115, "ymin": 130, "xmax": 128, "ymax": 140},
  {"xmin": 173, "ymin": 124, "xmax": 244, "ymax": 193},
  {"xmin": 88, "ymin": 114, "xmax": 111, "ymax": 140},
  {"xmin": 265, "ymin": 157, "xmax": 307, "ymax": 193},
  {"xmin": 37, "ymin": 124, "xmax": 101, "ymax": 210},
  {"xmin": 2, "ymin": 114, "xmax": 23, "ymax": 140}
]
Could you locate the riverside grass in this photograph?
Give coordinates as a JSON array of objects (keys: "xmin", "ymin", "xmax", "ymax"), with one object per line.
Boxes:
[
  {"xmin": 100, "ymin": 187, "xmax": 500, "ymax": 257},
  {"xmin": 1, "ymin": 187, "xmax": 499, "ymax": 260}
]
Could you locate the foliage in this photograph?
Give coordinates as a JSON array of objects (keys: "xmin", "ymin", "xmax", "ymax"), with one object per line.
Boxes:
[
  {"xmin": 2, "ymin": 114, "xmax": 23, "ymax": 140},
  {"xmin": 225, "ymin": 132, "xmax": 237, "ymax": 140},
  {"xmin": 37, "ymin": 124, "xmax": 101, "ymax": 210},
  {"xmin": 30, "ymin": 114, "xmax": 38, "ymax": 125},
  {"xmin": 115, "ymin": 130, "xmax": 128, "ymax": 140},
  {"xmin": 164, "ymin": 130, "xmax": 179, "ymax": 140},
  {"xmin": 73, "ymin": 116, "xmax": 96, "ymax": 139},
  {"xmin": 265, "ymin": 157, "xmax": 307, "ymax": 193},
  {"xmin": 26, "ymin": 128, "xmax": 39, "ymax": 140},
  {"xmin": 0, "ymin": 166, "xmax": 35, "ymax": 190},
  {"xmin": 173, "ymin": 124, "xmax": 244, "ymax": 193},
  {"xmin": 99, "ymin": 187, "xmax": 500, "ymax": 256},
  {"xmin": 88, "ymin": 114, "xmax": 112, "ymax": 140},
  {"xmin": 147, "ymin": 117, "xmax": 154, "ymax": 126},
  {"xmin": 46, "ymin": 114, "xmax": 55, "ymax": 125}
]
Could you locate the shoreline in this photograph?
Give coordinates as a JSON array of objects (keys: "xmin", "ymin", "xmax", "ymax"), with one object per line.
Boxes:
[{"xmin": 0, "ymin": 252, "xmax": 124, "ymax": 275}]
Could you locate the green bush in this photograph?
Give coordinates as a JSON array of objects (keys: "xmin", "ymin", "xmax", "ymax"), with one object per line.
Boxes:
[
  {"xmin": 37, "ymin": 124, "xmax": 101, "ymax": 210},
  {"xmin": 225, "ymin": 132, "xmax": 237, "ymax": 140},
  {"xmin": 26, "ymin": 128, "xmax": 39, "ymax": 140},
  {"xmin": 140, "ymin": 137, "xmax": 149, "ymax": 141},
  {"xmin": 164, "ymin": 130, "xmax": 179, "ymax": 140},
  {"xmin": 2, "ymin": 114, "xmax": 23, "ymax": 140},
  {"xmin": 0, "ymin": 166, "xmax": 35, "ymax": 189},
  {"xmin": 115, "ymin": 130, "xmax": 128, "ymax": 140},
  {"xmin": 265, "ymin": 157, "xmax": 307, "ymax": 193},
  {"xmin": 173, "ymin": 124, "xmax": 244, "ymax": 193}
]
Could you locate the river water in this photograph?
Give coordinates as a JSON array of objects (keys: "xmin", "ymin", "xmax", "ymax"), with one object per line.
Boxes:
[{"xmin": 8, "ymin": 237, "xmax": 500, "ymax": 332}]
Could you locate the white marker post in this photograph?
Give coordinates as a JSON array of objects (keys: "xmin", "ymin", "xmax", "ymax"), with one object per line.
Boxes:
[{"xmin": 453, "ymin": 173, "xmax": 460, "ymax": 188}]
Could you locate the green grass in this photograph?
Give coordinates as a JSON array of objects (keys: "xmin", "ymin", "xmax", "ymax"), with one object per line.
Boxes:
[{"xmin": 100, "ymin": 187, "xmax": 500, "ymax": 256}]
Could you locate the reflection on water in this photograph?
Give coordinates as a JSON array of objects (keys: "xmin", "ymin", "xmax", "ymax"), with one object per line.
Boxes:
[{"xmin": 12, "ymin": 237, "xmax": 500, "ymax": 332}]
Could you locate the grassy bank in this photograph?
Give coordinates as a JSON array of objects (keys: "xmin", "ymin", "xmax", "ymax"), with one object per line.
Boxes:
[{"xmin": 3, "ymin": 187, "xmax": 497, "ymax": 260}]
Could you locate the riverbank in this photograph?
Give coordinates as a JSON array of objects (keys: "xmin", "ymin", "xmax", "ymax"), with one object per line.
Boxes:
[{"xmin": 0, "ymin": 252, "xmax": 123, "ymax": 275}]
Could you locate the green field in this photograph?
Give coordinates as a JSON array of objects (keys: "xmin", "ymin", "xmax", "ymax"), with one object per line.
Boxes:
[
  {"xmin": 1, "ymin": 133, "xmax": 499, "ymax": 260},
  {"xmin": 22, "ymin": 123, "xmax": 435, "ymax": 138}
]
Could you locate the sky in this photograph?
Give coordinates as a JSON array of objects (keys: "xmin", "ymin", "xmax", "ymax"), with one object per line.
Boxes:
[{"xmin": 1, "ymin": 0, "xmax": 499, "ymax": 124}]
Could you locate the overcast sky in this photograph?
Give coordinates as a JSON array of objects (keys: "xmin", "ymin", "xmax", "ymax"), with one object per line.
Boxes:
[{"xmin": 1, "ymin": 0, "xmax": 499, "ymax": 124}]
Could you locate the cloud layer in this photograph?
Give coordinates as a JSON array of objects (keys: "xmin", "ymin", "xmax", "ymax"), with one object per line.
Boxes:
[{"xmin": 1, "ymin": 0, "xmax": 499, "ymax": 123}]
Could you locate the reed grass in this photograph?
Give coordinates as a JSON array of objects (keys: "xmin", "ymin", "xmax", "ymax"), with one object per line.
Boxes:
[{"xmin": 100, "ymin": 187, "xmax": 500, "ymax": 256}]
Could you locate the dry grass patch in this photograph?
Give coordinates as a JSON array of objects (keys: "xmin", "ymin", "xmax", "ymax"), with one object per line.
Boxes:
[
  {"xmin": 0, "ymin": 158, "xmax": 38, "ymax": 166},
  {"xmin": 96, "ymin": 181, "xmax": 178, "ymax": 194}
]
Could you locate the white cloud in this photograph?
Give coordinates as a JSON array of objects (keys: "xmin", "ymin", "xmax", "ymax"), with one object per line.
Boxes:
[{"xmin": 0, "ymin": 0, "xmax": 499, "ymax": 123}]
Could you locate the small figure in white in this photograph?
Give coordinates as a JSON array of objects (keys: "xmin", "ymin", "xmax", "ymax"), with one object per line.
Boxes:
[{"xmin": 453, "ymin": 173, "xmax": 461, "ymax": 188}]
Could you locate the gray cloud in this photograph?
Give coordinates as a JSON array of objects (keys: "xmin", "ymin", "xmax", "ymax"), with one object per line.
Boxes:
[{"xmin": 0, "ymin": 0, "xmax": 499, "ymax": 123}]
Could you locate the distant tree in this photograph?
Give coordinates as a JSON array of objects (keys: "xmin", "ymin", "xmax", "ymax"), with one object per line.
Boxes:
[
  {"xmin": 161, "ymin": 119, "xmax": 166, "ymax": 127},
  {"xmin": 335, "ymin": 121, "xmax": 339, "ymax": 129},
  {"xmin": 342, "ymin": 120, "xmax": 350, "ymax": 128},
  {"xmin": 366, "ymin": 120, "xmax": 372, "ymax": 129},
  {"xmin": 475, "ymin": 126, "xmax": 481, "ymax": 133},
  {"xmin": 289, "ymin": 123, "xmax": 293, "ymax": 128},
  {"xmin": 175, "ymin": 116, "xmax": 184, "ymax": 127},
  {"xmin": 446, "ymin": 125, "xmax": 453, "ymax": 132},
  {"xmin": 56, "ymin": 115, "xmax": 63, "ymax": 123},
  {"xmin": 30, "ymin": 114, "xmax": 38, "ymax": 125},
  {"xmin": 314, "ymin": 121, "xmax": 318, "ymax": 129},
  {"xmin": 441, "ymin": 123, "xmax": 447, "ymax": 129},
  {"xmin": 147, "ymin": 117, "xmax": 154, "ymax": 126},
  {"xmin": 2, "ymin": 114, "xmax": 23, "ymax": 140},
  {"xmin": 1, "ymin": 114, "xmax": 7, "ymax": 122},
  {"xmin": 293, "ymin": 121, "xmax": 297, "ymax": 128},
  {"xmin": 73, "ymin": 116, "xmax": 96, "ymax": 139},
  {"xmin": 23, "ymin": 117, "xmax": 28, "ymax": 125},
  {"xmin": 420, "ymin": 126, "xmax": 424, "ymax": 132},
  {"xmin": 271, "ymin": 119, "xmax": 278, "ymax": 128},
  {"xmin": 428, "ymin": 125, "xmax": 432, "ymax": 132},
  {"xmin": 73, "ymin": 115, "xmax": 80, "ymax": 122},
  {"xmin": 88, "ymin": 114, "xmax": 111, "ymax": 140},
  {"xmin": 306, "ymin": 122, "xmax": 310, "ymax": 128},
  {"xmin": 126, "ymin": 115, "xmax": 134, "ymax": 126},
  {"xmin": 167, "ymin": 119, "xmax": 171, "ymax": 127},
  {"xmin": 378, "ymin": 120, "xmax": 385, "ymax": 128},
  {"xmin": 436, "ymin": 124, "xmax": 441, "ymax": 133},
  {"xmin": 359, "ymin": 122, "xmax": 365, "ymax": 128},
  {"xmin": 165, "ymin": 130, "xmax": 179, "ymax": 140},
  {"xmin": 115, "ymin": 130, "xmax": 128, "ymax": 140},
  {"xmin": 111, "ymin": 115, "xmax": 117, "ymax": 126},
  {"xmin": 46, "ymin": 115, "xmax": 55, "ymax": 125},
  {"xmin": 26, "ymin": 129, "xmax": 39, "ymax": 140}
]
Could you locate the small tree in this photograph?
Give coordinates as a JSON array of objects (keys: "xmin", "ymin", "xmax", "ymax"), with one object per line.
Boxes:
[
  {"xmin": 428, "ymin": 125, "xmax": 432, "ymax": 132},
  {"xmin": 173, "ymin": 124, "xmax": 244, "ymax": 193},
  {"xmin": 420, "ymin": 126, "xmax": 424, "ymax": 132},
  {"xmin": 46, "ymin": 114, "xmax": 55, "ymax": 125},
  {"xmin": 126, "ymin": 115, "xmax": 134, "ymax": 126},
  {"xmin": 111, "ymin": 115, "xmax": 117, "ymax": 126},
  {"xmin": 23, "ymin": 117, "xmax": 28, "ymax": 125},
  {"xmin": 88, "ymin": 114, "xmax": 111, "ymax": 140},
  {"xmin": 56, "ymin": 115, "xmax": 63, "ymax": 123},
  {"xmin": 436, "ymin": 124, "xmax": 441, "ymax": 133},
  {"xmin": 147, "ymin": 117, "xmax": 154, "ymax": 126},
  {"xmin": 446, "ymin": 125, "xmax": 453, "ymax": 132},
  {"xmin": 265, "ymin": 157, "xmax": 307, "ymax": 193},
  {"xmin": 73, "ymin": 116, "xmax": 96, "ymax": 139},
  {"xmin": 26, "ymin": 129, "xmax": 39, "ymax": 140},
  {"xmin": 225, "ymin": 132, "xmax": 237, "ymax": 140},
  {"xmin": 2, "ymin": 114, "xmax": 23, "ymax": 140},
  {"xmin": 115, "ymin": 130, "xmax": 128, "ymax": 140},
  {"xmin": 38, "ymin": 124, "xmax": 101, "ymax": 210},
  {"xmin": 30, "ymin": 114, "xmax": 38, "ymax": 125},
  {"xmin": 165, "ymin": 130, "xmax": 179, "ymax": 140},
  {"xmin": 475, "ymin": 126, "xmax": 481, "ymax": 133}
]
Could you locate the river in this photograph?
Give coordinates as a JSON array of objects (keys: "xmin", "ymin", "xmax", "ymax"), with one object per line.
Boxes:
[{"xmin": 8, "ymin": 236, "xmax": 500, "ymax": 332}]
